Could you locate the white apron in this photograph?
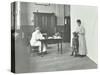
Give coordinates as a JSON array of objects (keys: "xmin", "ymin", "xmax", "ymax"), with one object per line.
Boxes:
[{"xmin": 76, "ymin": 25, "xmax": 87, "ymax": 55}]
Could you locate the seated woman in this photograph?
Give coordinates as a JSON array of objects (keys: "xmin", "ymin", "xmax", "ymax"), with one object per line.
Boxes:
[{"xmin": 30, "ymin": 27, "xmax": 47, "ymax": 55}]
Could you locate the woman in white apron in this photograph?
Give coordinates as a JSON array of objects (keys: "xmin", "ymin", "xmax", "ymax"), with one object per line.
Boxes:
[{"xmin": 76, "ymin": 19, "xmax": 87, "ymax": 57}]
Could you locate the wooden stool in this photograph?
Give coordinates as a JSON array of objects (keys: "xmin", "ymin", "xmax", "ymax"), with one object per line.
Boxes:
[{"xmin": 30, "ymin": 45, "xmax": 39, "ymax": 56}]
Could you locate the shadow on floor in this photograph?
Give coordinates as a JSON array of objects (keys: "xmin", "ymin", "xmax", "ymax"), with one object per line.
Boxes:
[{"xmin": 29, "ymin": 43, "xmax": 97, "ymax": 72}]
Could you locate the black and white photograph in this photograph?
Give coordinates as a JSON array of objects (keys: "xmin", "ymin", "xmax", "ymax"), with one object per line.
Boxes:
[{"xmin": 11, "ymin": 1, "xmax": 98, "ymax": 73}]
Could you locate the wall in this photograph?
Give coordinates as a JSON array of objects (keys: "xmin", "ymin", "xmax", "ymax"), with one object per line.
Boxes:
[
  {"xmin": 20, "ymin": 2, "xmax": 70, "ymax": 26},
  {"xmin": 70, "ymin": 5, "xmax": 98, "ymax": 64},
  {"xmin": 14, "ymin": 2, "xmax": 70, "ymax": 73}
]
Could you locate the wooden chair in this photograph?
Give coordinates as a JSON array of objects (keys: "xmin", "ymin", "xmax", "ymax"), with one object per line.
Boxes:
[{"xmin": 29, "ymin": 45, "xmax": 39, "ymax": 56}]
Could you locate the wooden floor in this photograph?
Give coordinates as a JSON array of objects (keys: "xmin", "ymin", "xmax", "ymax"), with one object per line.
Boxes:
[
  {"xmin": 29, "ymin": 43, "xmax": 97, "ymax": 72},
  {"xmin": 15, "ymin": 35, "xmax": 97, "ymax": 73}
]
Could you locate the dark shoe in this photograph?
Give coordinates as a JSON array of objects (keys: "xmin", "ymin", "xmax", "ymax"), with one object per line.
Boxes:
[
  {"xmin": 37, "ymin": 52, "xmax": 42, "ymax": 56},
  {"xmin": 70, "ymin": 54, "xmax": 73, "ymax": 56},
  {"xmin": 81, "ymin": 55, "xmax": 86, "ymax": 57},
  {"xmin": 74, "ymin": 55, "xmax": 78, "ymax": 57},
  {"xmin": 43, "ymin": 51, "xmax": 48, "ymax": 55},
  {"xmin": 79, "ymin": 55, "xmax": 86, "ymax": 58}
]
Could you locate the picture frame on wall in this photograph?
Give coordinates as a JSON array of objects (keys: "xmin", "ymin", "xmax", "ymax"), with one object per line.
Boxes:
[{"xmin": 11, "ymin": 1, "xmax": 98, "ymax": 73}]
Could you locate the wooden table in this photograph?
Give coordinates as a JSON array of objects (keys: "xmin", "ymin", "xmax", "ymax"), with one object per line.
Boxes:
[{"xmin": 39, "ymin": 38, "xmax": 63, "ymax": 54}]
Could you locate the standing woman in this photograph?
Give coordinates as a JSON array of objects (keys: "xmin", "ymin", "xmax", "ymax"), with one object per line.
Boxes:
[{"xmin": 76, "ymin": 19, "xmax": 87, "ymax": 57}]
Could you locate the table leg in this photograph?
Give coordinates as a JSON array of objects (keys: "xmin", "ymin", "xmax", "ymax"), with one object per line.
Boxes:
[
  {"xmin": 58, "ymin": 42, "xmax": 59, "ymax": 53},
  {"xmin": 61, "ymin": 40, "xmax": 62, "ymax": 54},
  {"xmin": 41, "ymin": 42, "xmax": 44, "ymax": 57}
]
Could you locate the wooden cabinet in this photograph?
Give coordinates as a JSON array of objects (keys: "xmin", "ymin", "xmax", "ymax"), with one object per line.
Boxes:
[{"xmin": 33, "ymin": 12, "xmax": 57, "ymax": 36}]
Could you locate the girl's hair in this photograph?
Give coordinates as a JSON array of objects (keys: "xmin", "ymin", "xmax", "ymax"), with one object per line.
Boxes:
[
  {"xmin": 77, "ymin": 19, "xmax": 81, "ymax": 24},
  {"xmin": 73, "ymin": 32, "xmax": 78, "ymax": 37}
]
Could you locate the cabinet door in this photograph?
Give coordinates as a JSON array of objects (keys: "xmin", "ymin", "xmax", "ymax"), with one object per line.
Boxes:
[
  {"xmin": 34, "ymin": 13, "xmax": 56, "ymax": 36},
  {"xmin": 64, "ymin": 16, "xmax": 71, "ymax": 42}
]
